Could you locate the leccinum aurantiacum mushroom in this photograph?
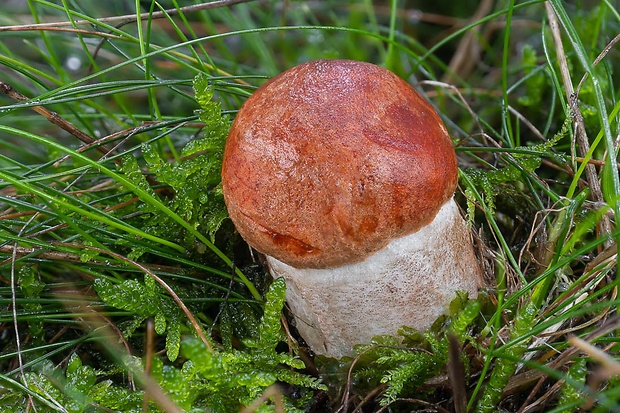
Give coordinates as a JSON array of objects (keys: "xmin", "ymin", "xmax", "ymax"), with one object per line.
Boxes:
[{"xmin": 222, "ymin": 59, "xmax": 483, "ymax": 359}]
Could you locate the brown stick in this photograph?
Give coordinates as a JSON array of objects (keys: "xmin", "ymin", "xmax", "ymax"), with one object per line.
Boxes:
[
  {"xmin": 544, "ymin": 2, "xmax": 612, "ymax": 244},
  {"xmin": 0, "ymin": 0, "xmax": 256, "ymax": 32},
  {"xmin": 0, "ymin": 81, "xmax": 118, "ymax": 162}
]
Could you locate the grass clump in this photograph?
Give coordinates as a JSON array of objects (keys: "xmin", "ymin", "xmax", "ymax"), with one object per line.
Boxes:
[{"xmin": 1, "ymin": 1, "xmax": 620, "ymax": 412}]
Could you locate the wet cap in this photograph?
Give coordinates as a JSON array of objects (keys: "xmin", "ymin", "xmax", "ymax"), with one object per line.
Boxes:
[{"xmin": 222, "ymin": 59, "xmax": 458, "ymax": 268}]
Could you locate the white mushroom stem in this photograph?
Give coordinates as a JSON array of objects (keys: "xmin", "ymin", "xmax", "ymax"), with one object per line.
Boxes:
[{"xmin": 267, "ymin": 198, "xmax": 482, "ymax": 359}]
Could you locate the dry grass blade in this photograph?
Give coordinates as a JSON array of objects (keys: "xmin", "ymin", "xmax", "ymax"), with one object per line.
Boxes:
[
  {"xmin": 419, "ymin": 80, "xmax": 484, "ymax": 137},
  {"xmin": 544, "ymin": 1, "xmax": 612, "ymax": 242},
  {"xmin": 575, "ymin": 33, "xmax": 620, "ymax": 95},
  {"xmin": 67, "ymin": 301, "xmax": 184, "ymax": 413},
  {"xmin": 443, "ymin": 0, "xmax": 493, "ymax": 82},
  {"xmin": 45, "ymin": 243, "xmax": 216, "ymax": 353},
  {"xmin": 569, "ymin": 336, "xmax": 620, "ymax": 378},
  {"xmin": 519, "ymin": 315, "xmax": 620, "ymax": 410},
  {"xmin": 0, "ymin": 0, "xmax": 257, "ymax": 31},
  {"xmin": 448, "ymin": 334, "xmax": 467, "ymax": 413},
  {"xmin": 143, "ymin": 318, "xmax": 155, "ymax": 412},
  {"xmin": 0, "ymin": 81, "xmax": 118, "ymax": 162},
  {"xmin": 239, "ymin": 384, "xmax": 285, "ymax": 413},
  {"xmin": 568, "ymin": 335, "xmax": 620, "ymax": 410}
]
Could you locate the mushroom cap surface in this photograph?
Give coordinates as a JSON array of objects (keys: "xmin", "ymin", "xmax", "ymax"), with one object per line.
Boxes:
[{"xmin": 222, "ymin": 59, "xmax": 458, "ymax": 268}]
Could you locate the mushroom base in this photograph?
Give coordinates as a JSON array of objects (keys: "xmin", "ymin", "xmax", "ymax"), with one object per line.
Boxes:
[{"xmin": 266, "ymin": 198, "xmax": 483, "ymax": 359}]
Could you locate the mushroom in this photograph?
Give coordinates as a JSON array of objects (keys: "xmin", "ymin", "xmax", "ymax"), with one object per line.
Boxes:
[{"xmin": 221, "ymin": 59, "xmax": 483, "ymax": 359}]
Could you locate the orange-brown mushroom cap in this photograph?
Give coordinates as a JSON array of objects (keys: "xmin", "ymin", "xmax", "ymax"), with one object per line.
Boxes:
[{"xmin": 222, "ymin": 59, "xmax": 458, "ymax": 268}]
